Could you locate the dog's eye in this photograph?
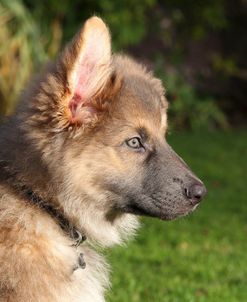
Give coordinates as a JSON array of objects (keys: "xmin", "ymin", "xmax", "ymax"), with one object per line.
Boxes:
[{"xmin": 126, "ymin": 137, "xmax": 143, "ymax": 149}]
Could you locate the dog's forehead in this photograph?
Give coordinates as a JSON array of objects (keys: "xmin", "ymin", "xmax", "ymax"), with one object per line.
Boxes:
[{"xmin": 113, "ymin": 55, "xmax": 168, "ymax": 133}]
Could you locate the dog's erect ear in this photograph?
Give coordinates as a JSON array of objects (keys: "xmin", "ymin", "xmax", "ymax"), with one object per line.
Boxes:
[{"xmin": 57, "ymin": 17, "xmax": 119, "ymax": 126}]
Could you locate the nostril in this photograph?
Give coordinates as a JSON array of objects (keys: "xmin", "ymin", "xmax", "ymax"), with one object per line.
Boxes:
[
  {"xmin": 184, "ymin": 183, "xmax": 207, "ymax": 204},
  {"xmin": 183, "ymin": 187, "xmax": 190, "ymax": 198}
]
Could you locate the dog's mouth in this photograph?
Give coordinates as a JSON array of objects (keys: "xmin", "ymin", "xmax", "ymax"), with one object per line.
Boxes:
[{"xmin": 120, "ymin": 194, "xmax": 197, "ymax": 221}]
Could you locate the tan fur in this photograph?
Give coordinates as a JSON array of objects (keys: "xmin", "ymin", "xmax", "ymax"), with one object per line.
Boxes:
[{"xmin": 0, "ymin": 17, "xmax": 170, "ymax": 301}]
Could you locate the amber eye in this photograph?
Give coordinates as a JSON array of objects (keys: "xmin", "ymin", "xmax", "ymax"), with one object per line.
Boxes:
[{"xmin": 126, "ymin": 137, "xmax": 143, "ymax": 149}]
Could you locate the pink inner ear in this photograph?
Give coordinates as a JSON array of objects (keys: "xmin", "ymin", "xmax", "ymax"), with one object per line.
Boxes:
[
  {"xmin": 69, "ymin": 94, "xmax": 81, "ymax": 118},
  {"xmin": 69, "ymin": 58, "xmax": 94, "ymax": 119},
  {"xmin": 68, "ymin": 28, "xmax": 110, "ymax": 122}
]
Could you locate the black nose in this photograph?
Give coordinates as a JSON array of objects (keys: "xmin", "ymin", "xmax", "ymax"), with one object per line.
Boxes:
[{"xmin": 184, "ymin": 182, "xmax": 207, "ymax": 205}]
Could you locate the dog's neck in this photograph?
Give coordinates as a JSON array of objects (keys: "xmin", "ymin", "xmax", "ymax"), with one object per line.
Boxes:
[
  {"xmin": 24, "ymin": 188, "xmax": 87, "ymax": 246},
  {"xmin": 0, "ymin": 160, "xmax": 86, "ymax": 249}
]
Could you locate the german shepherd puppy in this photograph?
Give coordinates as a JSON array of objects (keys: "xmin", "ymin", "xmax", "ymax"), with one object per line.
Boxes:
[{"xmin": 0, "ymin": 17, "xmax": 206, "ymax": 301}]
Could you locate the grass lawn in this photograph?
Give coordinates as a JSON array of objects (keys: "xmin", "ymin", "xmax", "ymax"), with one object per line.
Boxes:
[{"xmin": 106, "ymin": 130, "xmax": 247, "ymax": 302}]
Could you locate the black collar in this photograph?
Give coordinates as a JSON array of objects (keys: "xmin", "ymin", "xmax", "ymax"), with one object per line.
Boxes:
[{"xmin": 25, "ymin": 188, "xmax": 86, "ymax": 246}]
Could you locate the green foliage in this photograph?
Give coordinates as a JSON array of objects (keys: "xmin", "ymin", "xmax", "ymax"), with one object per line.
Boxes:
[
  {"xmin": 0, "ymin": 0, "xmax": 61, "ymax": 115},
  {"xmin": 159, "ymin": 71, "xmax": 229, "ymax": 130},
  {"xmin": 107, "ymin": 130, "xmax": 247, "ymax": 302},
  {"xmin": 163, "ymin": 0, "xmax": 227, "ymax": 40},
  {"xmin": 212, "ymin": 54, "xmax": 239, "ymax": 77},
  {"xmin": 154, "ymin": 55, "xmax": 228, "ymax": 130}
]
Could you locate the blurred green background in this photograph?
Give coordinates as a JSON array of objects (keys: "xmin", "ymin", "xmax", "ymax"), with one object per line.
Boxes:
[{"xmin": 0, "ymin": 0, "xmax": 246, "ymax": 301}]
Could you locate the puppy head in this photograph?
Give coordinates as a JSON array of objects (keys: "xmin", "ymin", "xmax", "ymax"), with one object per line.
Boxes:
[{"xmin": 21, "ymin": 17, "xmax": 206, "ymax": 245}]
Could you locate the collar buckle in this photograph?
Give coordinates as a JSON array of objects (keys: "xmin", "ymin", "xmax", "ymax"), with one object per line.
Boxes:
[{"xmin": 70, "ymin": 228, "xmax": 87, "ymax": 247}]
